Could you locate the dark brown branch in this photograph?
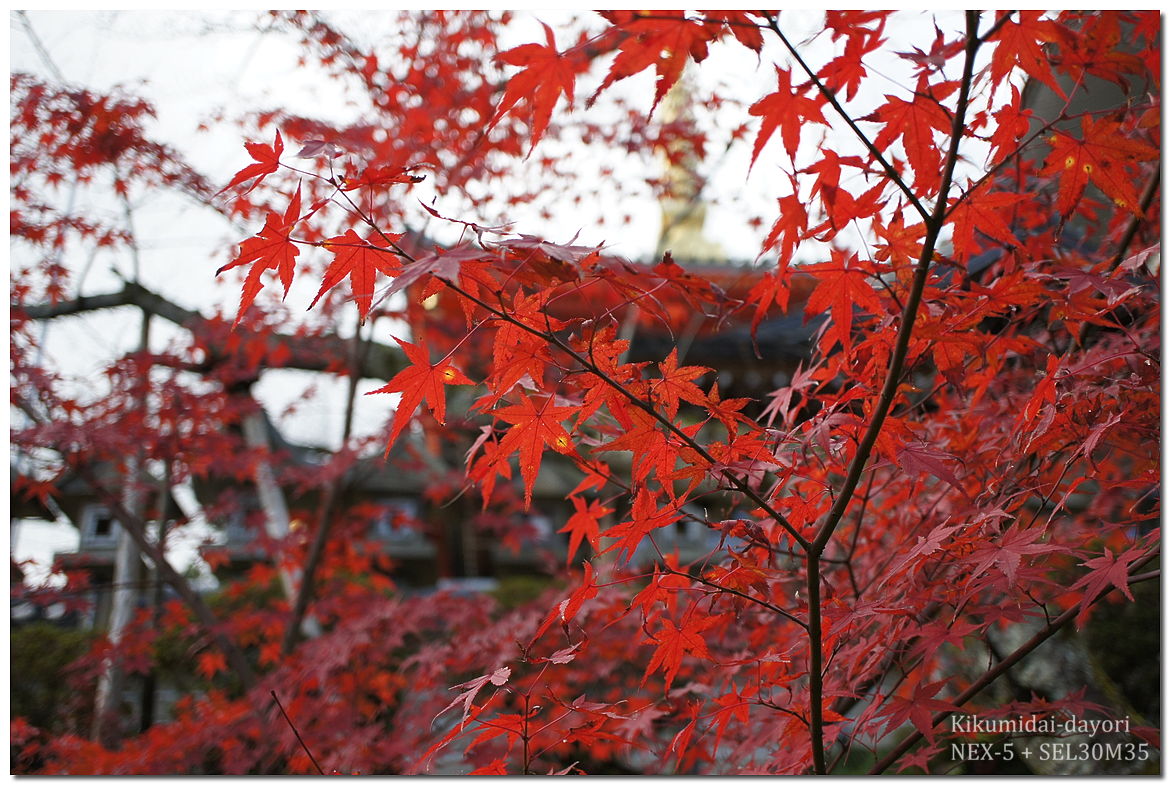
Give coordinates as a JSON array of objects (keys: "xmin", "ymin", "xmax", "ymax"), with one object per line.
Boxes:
[
  {"xmin": 71, "ymin": 462, "xmax": 259, "ymax": 690},
  {"xmin": 793, "ymin": 13, "xmax": 985, "ymax": 773},
  {"xmin": 1109, "ymin": 167, "xmax": 1161, "ymax": 272},
  {"xmin": 271, "ymin": 690, "xmax": 326, "ymax": 774},
  {"xmin": 18, "ymin": 280, "xmax": 407, "ymax": 381}
]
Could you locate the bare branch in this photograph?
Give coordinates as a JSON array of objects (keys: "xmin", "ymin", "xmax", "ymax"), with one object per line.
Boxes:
[{"xmin": 18, "ymin": 280, "xmax": 407, "ymax": 381}]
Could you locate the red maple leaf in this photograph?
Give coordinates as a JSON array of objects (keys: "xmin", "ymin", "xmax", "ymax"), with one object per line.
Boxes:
[
  {"xmin": 802, "ymin": 250, "xmax": 887, "ymax": 351},
  {"xmin": 491, "ymin": 23, "xmax": 580, "ymax": 149},
  {"xmin": 748, "ymin": 67, "xmax": 827, "ymax": 166},
  {"xmin": 560, "ymin": 495, "xmax": 612, "ymax": 565},
  {"xmin": 1042, "ymin": 116, "xmax": 1159, "ymax": 217},
  {"xmin": 818, "ymin": 11, "xmax": 889, "ymax": 100},
  {"xmin": 594, "ymin": 12, "xmax": 718, "ymax": 113},
  {"xmin": 874, "ymin": 679, "xmax": 954, "ymax": 745},
  {"xmin": 216, "ymin": 185, "xmax": 302, "ymax": 328},
  {"xmin": 531, "ymin": 560, "xmax": 599, "ymax": 643},
  {"xmin": 493, "ymin": 392, "xmax": 577, "ymax": 507},
  {"xmin": 649, "ymin": 349, "xmax": 709, "ymax": 419},
  {"xmin": 988, "ymin": 11, "xmax": 1064, "ymax": 97},
  {"xmin": 339, "ymin": 163, "xmax": 425, "ymax": 191},
  {"xmin": 601, "ymin": 488, "xmax": 681, "ymax": 563},
  {"xmin": 862, "ymin": 75, "xmax": 955, "ymax": 192},
  {"xmin": 701, "ymin": 10, "xmax": 764, "ymax": 51},
  {"xmin": 965, "ymin": 525, "xmax": 1063, "ymax": 586},
  {"xmin": 1069, "ymin": 546, "xmax": 1144, "ymax": 626},
  {"xmin": 948, "ymin": 186, "xmax": 1024, "ymax": 261},
  {"xmin": 642, "ymin": 613, "xmax": 719, "ymax": 690},
  {"xmin": 760, "ymin": 184, "xmax": 810, "ymax": 271},
  {"xmin": 370, "ymin": 244, "xmax": 495, "ymax": 317},
  {"xmin": 745, "ymin": 272, "xmax": 791, "ymax": 342},
  {"xmin": 986, "ymin": 85, "xmax": 1033, "ymax": 167},
  {"xmin": 196, "ymin": 648, "xmax": 228, "ymax": 680},
  {"xmin": 310, "ymin": 229, "xmax": 403, "ymax": 321},
  {"xmin": 217, "ymin": 129, "xmax": 283, "ymax": 196},
  {"xmin": 367, "ymin": 338, "xmax": 473, "ymax": 452}
]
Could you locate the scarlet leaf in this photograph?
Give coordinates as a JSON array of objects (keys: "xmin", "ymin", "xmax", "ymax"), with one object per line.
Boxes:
[
  {"xmin": 760, "ymin": 183, "xmax": 809, "ymax": 270},
  {"xmin": 594, "ymin": 12, "xmax": 718, "ymax": 113},
  {"xmin": 649, "ymin": 348, "xmax": 709, "ymax": 419},
  {"xmin": 310, "ymin": 229, "xmax": 403, "ymax": 321},
  {"xmin": 560, "ymin": 495, "xmax": 612, "ymax": 565},
  {"xmin": 532, "ymin": 561, "xmax": 599, "ymax": 643},
  {"xmin": 493, "ymin": 392, "xmax": 577, "ymax": 507},
  {"xmin": 216, "ymin": 185, "xmax": 302, "ymax": 328},
  {"xmin": 988, "ymin": 12, "xmax": 1064, "ymax": 97},
  {"xmin": 601, "ymin": 488, "xmax": 680, "ymax": 563},
  {"xmin": 802, "ymin": 250, "xmax": 887, "ymax": 351},
  {"xmin": 367, "ymin": 338, "xmax": 473, "ymax": 452},
  {"xmin": 862, "ymin": 76, "xmax": 955, "ymax": 191},
  {"xmin": 1042, "ymin": 116, "xmax": 1159, "ymax": 217},
  {"xmin": 371, "ymin": 244, "xmax": 495, "ymax": 318},
  {"xmin": 642, "ymin": 614, "xmax": 719, "ymax": 690},
  {"xmin": 491, "ymin": 23, "xmax": 579, "ymax": 149},
  {"xmin": 948, "ymin": 186, "xmax": 1024, "ymax": 261},
  {"xmin": 196, "ymin": 649, "xmax": 228, "ymax": 680},
  {"xmin": 986, "ymin": 85, "xmax": 1032, "ymax": 167},
  {"xmin": 339, "ymin": 163, "xmax": 425, "ymax": 191},
  {"xmin": 1069, "ymin": 546, "xmax": 1144, "ymax": 626},
  {"xmin": 747, "ymin": 67, "xmax": 826, "ymax": 166},
  {"xmin": 217, "ymin": 129, "xmax": 283, "ymax": 196}
]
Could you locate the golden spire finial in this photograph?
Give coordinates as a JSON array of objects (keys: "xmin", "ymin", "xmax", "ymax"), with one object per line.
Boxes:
[{"xmin": 654, "ymin": 73, "xmax": 726, "ymax": 264}]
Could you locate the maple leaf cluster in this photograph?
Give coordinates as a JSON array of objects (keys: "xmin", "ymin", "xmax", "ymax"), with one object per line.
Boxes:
[{"xmin": 10, "ymin": 9, "xmax": 1160, "ymax": 776}]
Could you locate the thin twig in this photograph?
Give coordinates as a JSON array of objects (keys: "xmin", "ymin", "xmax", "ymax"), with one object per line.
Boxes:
[{"xmin": 271, "ymin": 690, "xmax": 326, "ymax": 775}]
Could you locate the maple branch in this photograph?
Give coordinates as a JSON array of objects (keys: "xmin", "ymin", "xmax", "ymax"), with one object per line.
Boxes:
[
  {"xmin": 446, "ymin": 277, "xmax": 808, "ymax": 548},
  {"xmin": 70, "ymin": 461, "xmax": 259, "ymax": 691},
  {"xmin": 280, "ymin": 327, "xmax": 367, "ymax": 654},
  {"xmin": 811, "ymin": 11, "xmax": 982, "ymax": 554},
  {"xmin": 805, "ymin": 555, "xmax": 828, "ymax": 773},
  {"xmin": 661, "ymin": 563, "xmax": 807, "ymax": 628},
  {"xmin": 869, "ymin": 553, "xmax": 1160, "ymax": 774},
  {"xmin": 760, "ymin": 14, "xmax": 931, "ymax": 225},
  {"xmin": 270, "ymin": 690, "xmax": 326, "ymax": 775},
  {"xmin": 20, "ymin": 280, "xmax": 202, "ymax": 324},
  {"xmin": 802, "ymin": 14, "xmax": 985, "ymax": 773}
]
